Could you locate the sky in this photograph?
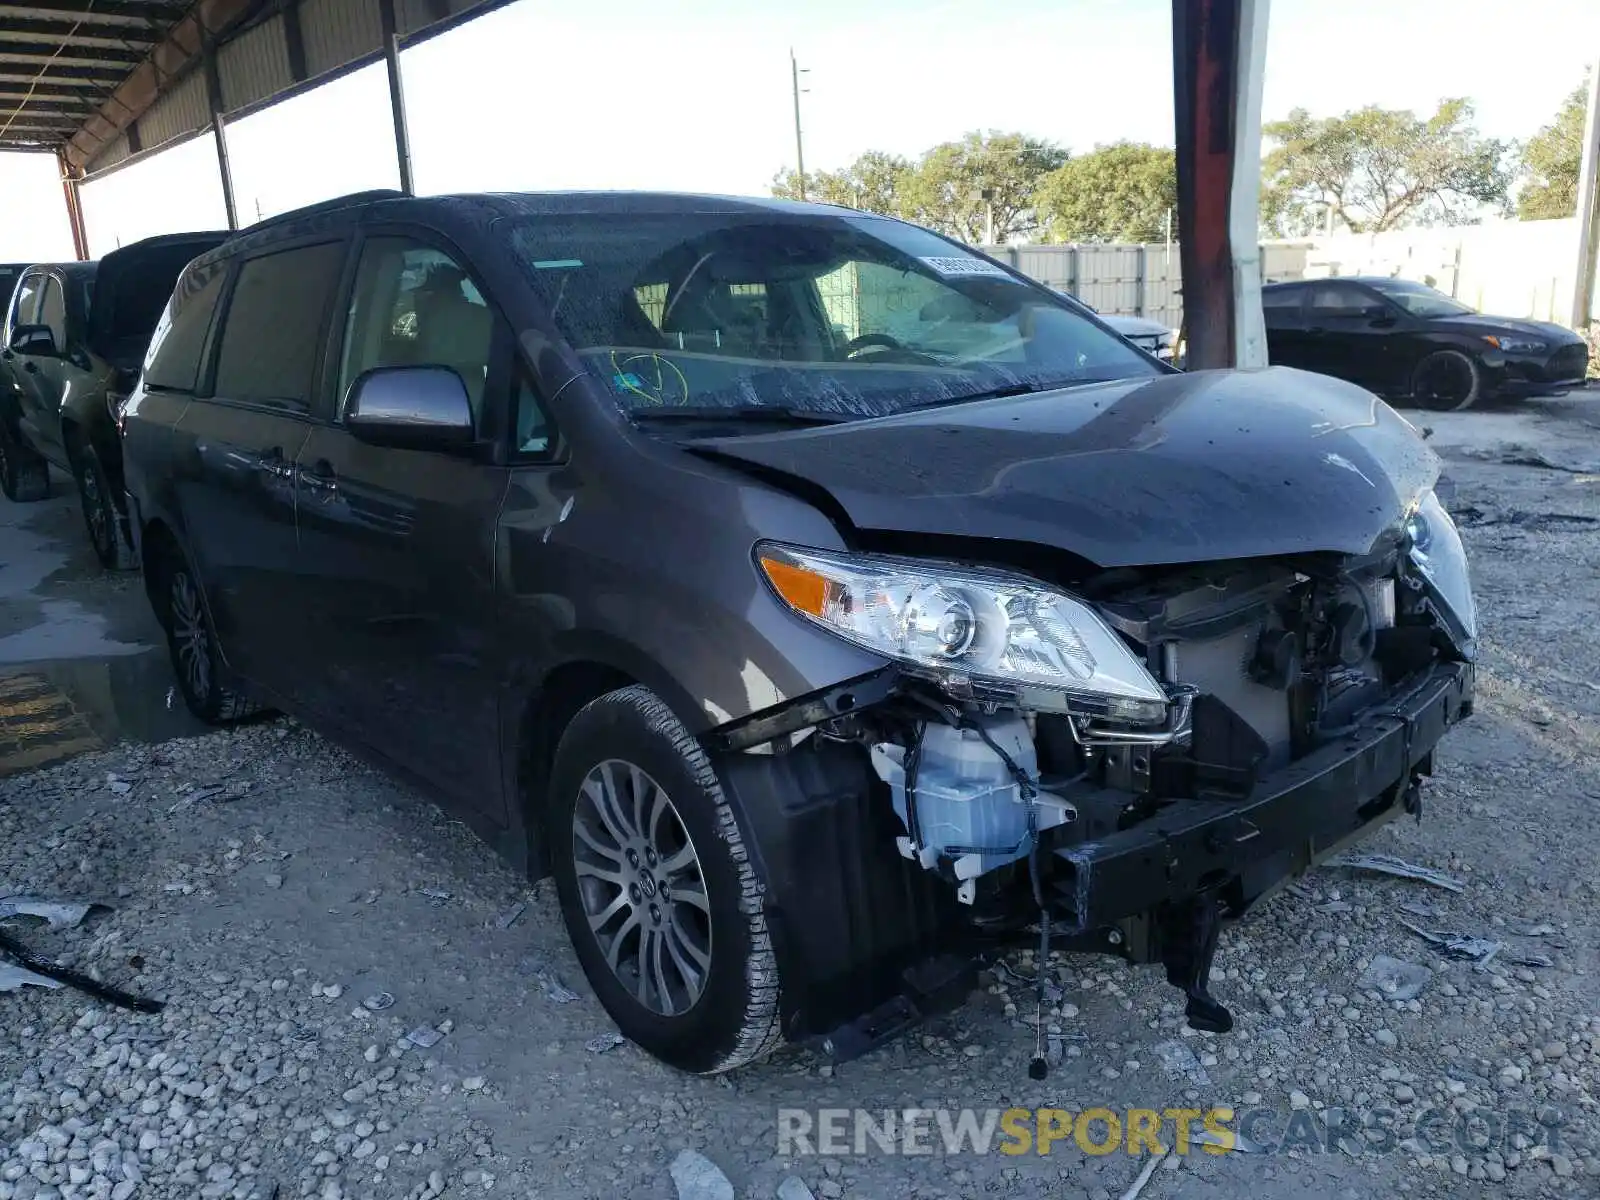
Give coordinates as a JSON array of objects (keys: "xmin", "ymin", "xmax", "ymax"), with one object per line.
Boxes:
[{"xmin": 2, "ymin": 0, "xmax": 1597, "ymax": 261}]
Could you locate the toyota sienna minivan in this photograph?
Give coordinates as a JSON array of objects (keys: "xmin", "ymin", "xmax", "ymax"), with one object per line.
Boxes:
[{"xmin": 121, "ymin": 189, "xmax": 1476, "ymax": 1075}]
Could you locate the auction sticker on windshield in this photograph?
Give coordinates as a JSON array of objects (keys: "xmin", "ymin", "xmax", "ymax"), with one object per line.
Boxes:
[{"xmin": 919, "ymin": 256, "xmax": 1013, "ymax": 279}]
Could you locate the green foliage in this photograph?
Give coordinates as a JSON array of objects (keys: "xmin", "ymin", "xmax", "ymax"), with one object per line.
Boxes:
[
  {"xmin": 1261, "ymin": 99, "xmax": 1512, "ymax": 234},
  {"xmin": 1033, "ymin": 142, "xmax": 1177, "ymax": 243},
  {"xmin": 772, "ymin": 132, "xmax": 1065, "ymax": 243},
  {"xmin": 1518, "ymin": 74, "xmax": 1590, "ymax": 221}
]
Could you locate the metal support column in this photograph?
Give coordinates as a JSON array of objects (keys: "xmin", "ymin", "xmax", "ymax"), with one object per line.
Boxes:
[
  {"xmin": 56, "ymin": 148, "xmax": 90, "ymax": 261},
  {"xmin": 1171, "ymin": 0, "xmax": 1271, "ymax": 370},
  {"xmin": 380, "ymin": 0, "xmax": 415, "ymax": 195},
  {"xmin": 1570, "ymin": 60, "xmax": 1600, "ymax": 330},
  {"xmin": 204, "ymin": 41, "xmax": 238, "ymax": 230}
]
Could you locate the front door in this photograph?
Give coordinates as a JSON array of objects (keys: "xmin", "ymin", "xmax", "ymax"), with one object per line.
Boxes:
[
  {"xmin": 171, "ymin": 241, "xmax": 347, "ymax": 700},
  {"xmin": 1302, "ymin": 282, "xmax": 1397, "ymax": 393},
  {"xmin": 292, "ymin": 232, "xmax": 509, "ymax": 816},
  {"xmin": 13, "ymin": 275, "xmax": 71, "ymax": 466}
]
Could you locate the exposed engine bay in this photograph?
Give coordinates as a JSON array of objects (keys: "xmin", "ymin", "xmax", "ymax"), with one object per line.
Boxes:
[{"xmin": 706, "ymin": 499, "xmax": 1476, "ymax": 1068}]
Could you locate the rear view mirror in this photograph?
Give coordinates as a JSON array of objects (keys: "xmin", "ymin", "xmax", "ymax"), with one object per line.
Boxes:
[
  {"xmin": 8, "ymin": 324, "xmax": 58, "ymax": 356},
  {"xmin": 344, "ymin": 366, "xmax": 475, "ymax": 451}
]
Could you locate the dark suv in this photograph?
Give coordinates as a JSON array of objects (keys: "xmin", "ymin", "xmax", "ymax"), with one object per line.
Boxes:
[
  {"xmin": 1, "ymin": 233, "xmax": 228, "ymax": 565},
  {"xmin": 122, "ymin": 190, "xmax": 1476, "ymax": 1075}
]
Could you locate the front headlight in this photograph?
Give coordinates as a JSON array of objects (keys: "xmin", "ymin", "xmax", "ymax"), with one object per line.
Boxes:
[
  {"xmin": 1484, "ymin": 334, "xmax": 1546, "ymax": 354},
  {"xmin": 757, "ymin": 544, "xmax": 1169, "ymax": 722},
  {"xmin": 1405, "ymin": 489, "xmax": 1477, "ymax": 651}
]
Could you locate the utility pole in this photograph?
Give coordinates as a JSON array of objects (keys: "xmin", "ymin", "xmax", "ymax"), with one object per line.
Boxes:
[
  {"xmin": 1570, "ymin": 59, "xmax": 1600, "ymax": 330},
  {"xmin": 790, "ymin": 49, "xmax": 807, "ymax": 201}
]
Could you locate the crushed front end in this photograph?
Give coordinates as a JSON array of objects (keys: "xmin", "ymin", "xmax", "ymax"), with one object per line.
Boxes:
[{"xmin": 705, "ymin": 489, "xmax": 1476, "ymax": 1060}]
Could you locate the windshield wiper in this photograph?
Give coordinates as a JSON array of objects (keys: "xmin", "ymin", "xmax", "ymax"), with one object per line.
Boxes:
[
  {"xmin": 901, "ymin": 377, "xmax": 1099, "ymax": 411},
  {"xmin": 629, "ymin": 405, "xmax": 851, "ymax": 425}
]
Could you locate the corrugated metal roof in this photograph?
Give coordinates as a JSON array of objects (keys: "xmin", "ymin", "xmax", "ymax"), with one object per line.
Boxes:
[
  {"xmin": 300, "ymin": 0, "xmax": 383, "ymax": 79},
  {"xmin": 138, "ymin": 69, "xmax": 211, "ymax": 155},
  {"xmin": 218, "ymin": 12, "xmax": 294, "ymax": 113}
]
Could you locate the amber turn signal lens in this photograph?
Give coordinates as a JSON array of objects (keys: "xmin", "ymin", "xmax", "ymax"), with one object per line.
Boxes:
[{"xmin": 760, "ymin": 555, "xmax": 827, "ymax": 616}]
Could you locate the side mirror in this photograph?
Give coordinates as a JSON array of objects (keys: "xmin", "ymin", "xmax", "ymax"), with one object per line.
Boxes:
[
  {"xmin": 8, "ymin": 324, "xmax": 58, "ymax": 356},
  {"xmin": 344, "ymin": 366, "xmax": 475, "ymax": 451}
]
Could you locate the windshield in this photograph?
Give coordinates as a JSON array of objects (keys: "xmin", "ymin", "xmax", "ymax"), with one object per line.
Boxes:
[
  {"xmin": 1367, "ymin": 278, "xmax": 1474, "ymax": 318},
  {"xmin": 509, "ymin": 212, "xmax": 1158, "ymax": 421}
]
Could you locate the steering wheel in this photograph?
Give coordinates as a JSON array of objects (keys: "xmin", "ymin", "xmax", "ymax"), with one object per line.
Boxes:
[{"xmin": 843, "ymin": 333, "xmax": 907, "ymax": 359}]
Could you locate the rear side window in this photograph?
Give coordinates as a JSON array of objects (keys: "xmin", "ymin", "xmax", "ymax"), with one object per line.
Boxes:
[
  {"xmin": 213, "ymin": 242, "xmax": 344, "ymax": 410},
  {"xmin": 143, "ymin": 261, "xmax": 228, "ymax": 393},
  {"xmin": 1261, "ymin": 287, "xmax": 1303, "ymax": 310},
  {"xmin": 1308, "ymin": 284, "xmax": 1372, "ymax": 315}
]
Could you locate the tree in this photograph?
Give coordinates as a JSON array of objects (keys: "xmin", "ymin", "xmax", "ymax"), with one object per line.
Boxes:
[
  {"xmin": 771, "ymin": 150, "xmax": 911, "ymax": 216},
  {"xmin": 1033, "ymin": 142, "xmax": 1177, "ymax": 243},
  {"xmin": 1518, "ymin": 74, "xmax": 1591, "ymax": 220},
  {"xmin": 898, "ymin": 131, "xmax": 1068, "ymax": 244},
  {"xmin": 1260, "ymin": 99, "xmax": 1511, "ymax": 235}
]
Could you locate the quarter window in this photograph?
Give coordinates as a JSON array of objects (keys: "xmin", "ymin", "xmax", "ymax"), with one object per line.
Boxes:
[
  {"xmin": 143, "ymin": 261, "xmax": 228, "ymax": 393},
  {"xmin": 338, "ymin": 238, "xmax": 493, "ymax": 425},
  {"xmin": 1307, "ymin": 284, "xmax": 1374, "ymax": 315},
  {"xmin": 213, "ymin": 242, "xmax": 345, "ymax": 410}
]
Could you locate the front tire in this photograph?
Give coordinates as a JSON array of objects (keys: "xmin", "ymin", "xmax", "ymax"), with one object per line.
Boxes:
[
  {"xmin": 1411, "ymin": 349, "xmax": 1482, "ymax": 412},
  {"xmin": 548, "ymin": 685, "xmax": 782, "ymax": 1074},
  {"xmin": 0, "ymin": 421, "xmax": 50, "ymax": 502},
  {"xmin": 153, "ymin": 545, "xmax": 264, "ymax": 724},
  {"xmin": 72, "ymin": 442, "xmax": 136, "ymax": 570}
]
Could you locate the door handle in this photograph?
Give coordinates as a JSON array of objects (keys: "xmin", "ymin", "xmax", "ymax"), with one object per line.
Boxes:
[
  {"xmin": 299, "ymin": 460, "xmax": 338, "ymax": 496},
  {"xmin": 253, "ymin": 448, "xmax": 294, "ymax": 479}
]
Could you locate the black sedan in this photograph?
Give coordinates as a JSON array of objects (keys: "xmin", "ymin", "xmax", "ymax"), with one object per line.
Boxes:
[{"xmin": 1262, "ymin": 276, "xmax": 1590, "ymax": 411}]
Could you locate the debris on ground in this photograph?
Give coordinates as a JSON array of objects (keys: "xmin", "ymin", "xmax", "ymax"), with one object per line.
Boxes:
[
  {"xmin": 585, "ymin": 1031, "xmax": 626, "ymax": 1054},
  {"xmin": 0, "ymin": 926, "xmax": 163, "ymax": 1012},
  {"xmin": 404, "ymin": 1023, "xmax": 445, "ymax": 1049},
  {"xmin": 418, "ymin": 886, "xmax": 452, "ymax": 901},
  {"xmin": 0, "ymin": 962, "xmax": 62, "ymax": 993},
  {"xmin": 363, "ymin": 990, "xmax": 395, "ymax": 1011},
  {"xmin": 522, "ymin": 953, "xmax": 582, "ymax": 1003},
  {"xmin": 1325, "ymin": 853, "xmax": 1465, "ymax": 892},
  {"xmin": 1117, "ymin": 1153, "xmax": 1164, "ymax": 1200},
  {"xmin": 1193, "ymin": 1127, "xmax": 1267, "ymax": 1154},
  {"xmin": 1357, "ymin": 954, "xmax": 1434, "ymax": 1001},
  {"xmin": 670, "ymin": 1149, "xmax": 735, "ymax": 1200},
  {"xmin": 1152, "ymin": 1038, "xmax": 1209, "ymax": 1083},
  {"xmin": 1399, "ymin": 900, "xmax": 1445, "ymax": 919},
  {"xmin": 0, "ymin": 895, "xmax": 101, "ymax": 928},
  {"xmin": 493, "ymin": 900, "xmax": 527, "ymax": 930},
  {"xmin": 777, "ymin": 1177, "xmax": 817, "ymax": 1200},
  {"xmin": 1398, "ymin": 919, "xmax": 1556, "ymax": 969}
]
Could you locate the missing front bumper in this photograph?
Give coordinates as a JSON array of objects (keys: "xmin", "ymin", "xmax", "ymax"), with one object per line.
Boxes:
[{"xmin": 1048, "ymin": 661, "xmax": 1472, "ymax": 934}]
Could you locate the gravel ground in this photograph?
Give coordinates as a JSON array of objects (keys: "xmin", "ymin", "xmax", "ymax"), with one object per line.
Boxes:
[{"xmin": 3, "ymin": 398, "xmax": 1600, "ymax": 1200}]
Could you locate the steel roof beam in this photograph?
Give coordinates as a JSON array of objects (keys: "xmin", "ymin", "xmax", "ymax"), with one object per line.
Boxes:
[
  {"xmin": 10, "ymin": 1, "xmax": 189, "ymax": 21},
  {"xmin": 0, "ymin": 19, "xmax": 163, "ymax": 47},
  {"xmin": 0, "ymin": 42, "xmax": 149, "ymax": 67}
]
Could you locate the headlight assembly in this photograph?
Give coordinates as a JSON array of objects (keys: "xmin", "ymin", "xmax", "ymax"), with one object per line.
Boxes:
[
  {"xmin": 1405, "ymin": 489, "xmax": 1477, "ymax": 653},
  {"xmin": 1484, "ymin": 334, "xmax": 1546, "ymax": 354},
  {"xmin": 757, "ymin": 543, "xmax": 1169, "ymax": 723}
]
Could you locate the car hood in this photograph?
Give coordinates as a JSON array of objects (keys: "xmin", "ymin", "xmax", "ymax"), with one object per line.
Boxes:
[
  {"xmin": 1428, "ymin": 312, "xmax": 1583, "ymax": 343},
  {"xmin": 1100, "ymin": 313, "xmax": 1172, "ymax": 339},
  {"xmin": 695, "ymin": 367, "xmax": 1439, "ymax": 570}
]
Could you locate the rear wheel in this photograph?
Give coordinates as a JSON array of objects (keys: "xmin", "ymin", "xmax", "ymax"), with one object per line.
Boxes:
[
  {"xmin": 0, "ymin": 421, "xmax": 50, "ymax": 502},
  {"xmin": 152, "ymin": 542, "xmax": 264, "ymax": 724},
  {"xmin": 1411, "ymin": 350, "xmax": 1482, "ymax": 412},
  {"xmin": 71, "ymin": 441, "xmax": 135, "ymax": 570},
  {"xmin": 547, "ymin": 685, "xmax": 782, "ymax": 1074}
]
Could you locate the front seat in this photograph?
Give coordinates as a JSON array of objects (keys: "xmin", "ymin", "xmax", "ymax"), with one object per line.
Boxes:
[{"xmin": 413, "ymin": 272, "xmax": 493, "ymax": 419}]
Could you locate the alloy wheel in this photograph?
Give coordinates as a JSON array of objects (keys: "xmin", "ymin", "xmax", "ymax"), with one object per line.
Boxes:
[
  {"xmin": 79, "ymin": 456, "xmax": 111, "ymax": 557},
  {"xmin": 571, "ymin": 760, "xmax": 712, "ymax": 1017},
  {"xmin": 1417, "ymin": 354, "xmax": 1474, "ymax": 408},
  {"xmin": 169, "ymin": 570, "xmax": 212, "ymax": 701}
]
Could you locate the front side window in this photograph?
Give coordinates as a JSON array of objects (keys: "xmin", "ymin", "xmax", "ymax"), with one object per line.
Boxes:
[
  {"xmin": 1307, "ymin": 284, "xmax": 1375, "ymax": 316},
  {"xmin": 213, "ymin": 241, "xmax": 344, "ymax": 410},
  {"xmin": 508, "ymin": 211, "xmax": 1157, "ymax": 423},
  {"xmin": 1367, "ymin": 279, "xmax": 1473, "ymax": 319},
  {"xmin": 1261, "ymin": 287, "xmax": 1304, "ymax": 311},
  {"xmin": 339, "ymin": 238, "xmax": 493, "ymax": 424}
]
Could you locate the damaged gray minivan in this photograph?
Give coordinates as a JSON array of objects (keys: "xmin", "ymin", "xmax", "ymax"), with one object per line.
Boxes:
[{"xmin": 122, "ymin": 191, "xmax": 1476, "ymax": 1076}]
